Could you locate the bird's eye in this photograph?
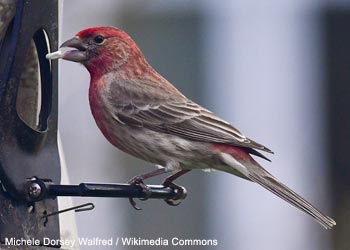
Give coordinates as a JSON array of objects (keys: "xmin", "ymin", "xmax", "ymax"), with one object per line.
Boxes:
[{"xmin": 94, "ymin": 35, "xmax": 105, "ymax": 44}]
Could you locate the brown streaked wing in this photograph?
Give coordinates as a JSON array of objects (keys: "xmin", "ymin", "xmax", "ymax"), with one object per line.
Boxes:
[{"xmin": 112, "ymin": 97, "xmax": 273, "ymax": 154}]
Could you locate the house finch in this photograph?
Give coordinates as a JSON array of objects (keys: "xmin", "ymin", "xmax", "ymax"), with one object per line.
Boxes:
[{"xmin": 47, "ymin": 26, "xmax": 336, "ymax": 229}]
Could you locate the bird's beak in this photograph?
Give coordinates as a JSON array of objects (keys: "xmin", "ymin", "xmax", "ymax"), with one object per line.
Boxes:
[{"xmin": 60, "ymin": 37, "xmax": 88, "ymax": 62}]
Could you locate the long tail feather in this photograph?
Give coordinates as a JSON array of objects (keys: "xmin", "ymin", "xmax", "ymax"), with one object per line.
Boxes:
[
  {"xmin": 246, "ymin": 161, "xmax": 336, "ymax": 229},
  {"xmin": 218, "ymin": 146, "xmax": 336, "ymax": 229}
]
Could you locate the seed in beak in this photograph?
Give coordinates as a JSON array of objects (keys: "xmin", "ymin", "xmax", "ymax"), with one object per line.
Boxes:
[{"xmin": 46, "ymin": 50, "xmax": 63, "ymax": 60}]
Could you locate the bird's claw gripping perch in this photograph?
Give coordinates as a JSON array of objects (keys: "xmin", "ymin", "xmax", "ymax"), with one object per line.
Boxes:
[
  {"xmin": 128, "ymin": 176, "xmax": 151, "ymax": 210},
  {"xmin": 160, "ymin": 169, "xmax": 190, "ymax": 206},
  {"xmin": 162, "ymin": 177, "xmax": 187, "ymax": 206},
  {"xmin": 127, "ymin": 172, "xmax": 188, "ymax": 209}
]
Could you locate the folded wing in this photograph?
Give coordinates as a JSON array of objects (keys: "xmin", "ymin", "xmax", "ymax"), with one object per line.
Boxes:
[{"xmin": 105, "ymin": 80, "xmax": 273, "ymax": 158}]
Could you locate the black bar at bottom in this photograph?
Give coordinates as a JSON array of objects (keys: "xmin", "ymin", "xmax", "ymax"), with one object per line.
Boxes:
[{"xmin": 47, "ymin": 183, "xmax": 185, "ymax": 200}]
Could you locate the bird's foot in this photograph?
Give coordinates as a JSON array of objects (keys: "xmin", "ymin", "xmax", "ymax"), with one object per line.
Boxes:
[
  {"xmin": 162, "ymin": 178, "xmax": 187, "ymax": 206},
  {"xmin": 128, "ymin": 175, "xmax": 152, "ymax": 210}
]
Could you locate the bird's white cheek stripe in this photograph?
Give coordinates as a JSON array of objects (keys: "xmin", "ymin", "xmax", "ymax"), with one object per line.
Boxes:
[{"xmin": 219, "ymin": 152, "xmax": 249, "ymax": 175}]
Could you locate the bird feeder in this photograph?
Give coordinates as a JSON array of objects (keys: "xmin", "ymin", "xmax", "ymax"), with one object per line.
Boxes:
[{"xmin": 0, "ymin": 0, "xmax": 186, "ymax": 247}]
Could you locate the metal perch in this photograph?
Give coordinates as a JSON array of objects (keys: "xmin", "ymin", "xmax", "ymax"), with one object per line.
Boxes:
[{"xmin": 27, "ymin": 178, "xmax": 187, "ymax": 202}]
